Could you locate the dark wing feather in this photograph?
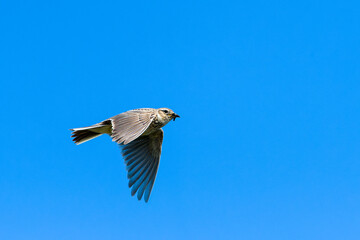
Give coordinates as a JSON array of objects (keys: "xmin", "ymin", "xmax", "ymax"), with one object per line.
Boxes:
[{"xmin": 121, "ymin": 129, "xmax": 163, "ymax": 202}]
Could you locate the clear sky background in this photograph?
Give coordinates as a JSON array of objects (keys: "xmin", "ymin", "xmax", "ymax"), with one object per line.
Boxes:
[{"xmin": 1, "ymin": 0, "xmax": 359, "ymax": 239}]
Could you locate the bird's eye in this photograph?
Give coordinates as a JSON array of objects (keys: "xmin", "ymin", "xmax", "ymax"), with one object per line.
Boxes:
[{"xmin": 162, "ymin": 110, "xmax": 169, "ymax": 114}]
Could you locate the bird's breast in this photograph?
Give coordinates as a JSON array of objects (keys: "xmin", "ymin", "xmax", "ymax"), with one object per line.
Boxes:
[{"xmin": 141, "ymin": 118, "xmax": 167, "ymax": 136}]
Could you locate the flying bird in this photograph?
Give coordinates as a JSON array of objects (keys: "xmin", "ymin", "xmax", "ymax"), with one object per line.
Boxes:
[{"xmin": 70, "ymin": 108, "xmax": 180, "ymax": 202}]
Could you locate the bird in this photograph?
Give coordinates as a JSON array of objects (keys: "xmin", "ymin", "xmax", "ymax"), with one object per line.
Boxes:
[{"xmin": 70, "ymin": 108, "xmax": 180, "ymax": 202}]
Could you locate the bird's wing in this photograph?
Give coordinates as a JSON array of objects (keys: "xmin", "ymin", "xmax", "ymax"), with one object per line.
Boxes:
[
  {"xmin": 110, "ymin": 109, "xmax": 156, "ymax": 145},
  {"xmin": 121, "ymin": 129, "xmax": 163, "ymax": 202}
]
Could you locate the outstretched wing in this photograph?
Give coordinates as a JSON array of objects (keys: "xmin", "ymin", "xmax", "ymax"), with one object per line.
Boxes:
[
  {"xmin": 110, "ymin": 109, "xmax": 156, "ymax": 145},
  {"xmin": 121, "ymin": 129, "xmax": 163, "ymax": 202}
]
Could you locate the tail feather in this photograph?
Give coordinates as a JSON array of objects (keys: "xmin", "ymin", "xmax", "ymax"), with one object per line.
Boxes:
[
  {"xmin": 71, "ymin": 129, "xmax": 103, "ymax": 145},
  {"xmin": 70, "ymin": 120, "xmax": 112, "ymax": 145}
]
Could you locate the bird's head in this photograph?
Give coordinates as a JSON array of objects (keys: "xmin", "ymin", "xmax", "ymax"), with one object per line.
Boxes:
[{"xmin": 157, "ymin": 108, "xmax": 180, "ymax": 123}]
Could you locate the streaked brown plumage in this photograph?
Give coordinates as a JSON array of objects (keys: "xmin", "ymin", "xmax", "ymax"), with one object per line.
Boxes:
[{"xmin": 70, "ymin": 108, "xmax": 180, "ymax": 202}]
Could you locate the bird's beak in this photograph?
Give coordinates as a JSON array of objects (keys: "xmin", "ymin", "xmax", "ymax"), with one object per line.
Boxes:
[{"xmin": 172, "ymin": 113, "xmax": 180, "ymax": 121}]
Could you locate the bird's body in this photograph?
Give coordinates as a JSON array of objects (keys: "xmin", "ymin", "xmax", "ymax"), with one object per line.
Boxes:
[{"xmin": 70, "ymin": 108, "xmax": 180, "ymax": 202}]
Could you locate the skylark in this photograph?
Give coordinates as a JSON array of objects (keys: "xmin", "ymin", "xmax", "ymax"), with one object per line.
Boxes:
[{"xmin": 70, "ymin": 108, "xmax": 180, "ymax": 202}]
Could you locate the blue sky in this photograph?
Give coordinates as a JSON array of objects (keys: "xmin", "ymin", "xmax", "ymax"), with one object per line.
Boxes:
[{"xmin": 1, "ymin": 0, "xmax": 360, "ymax": 239}]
